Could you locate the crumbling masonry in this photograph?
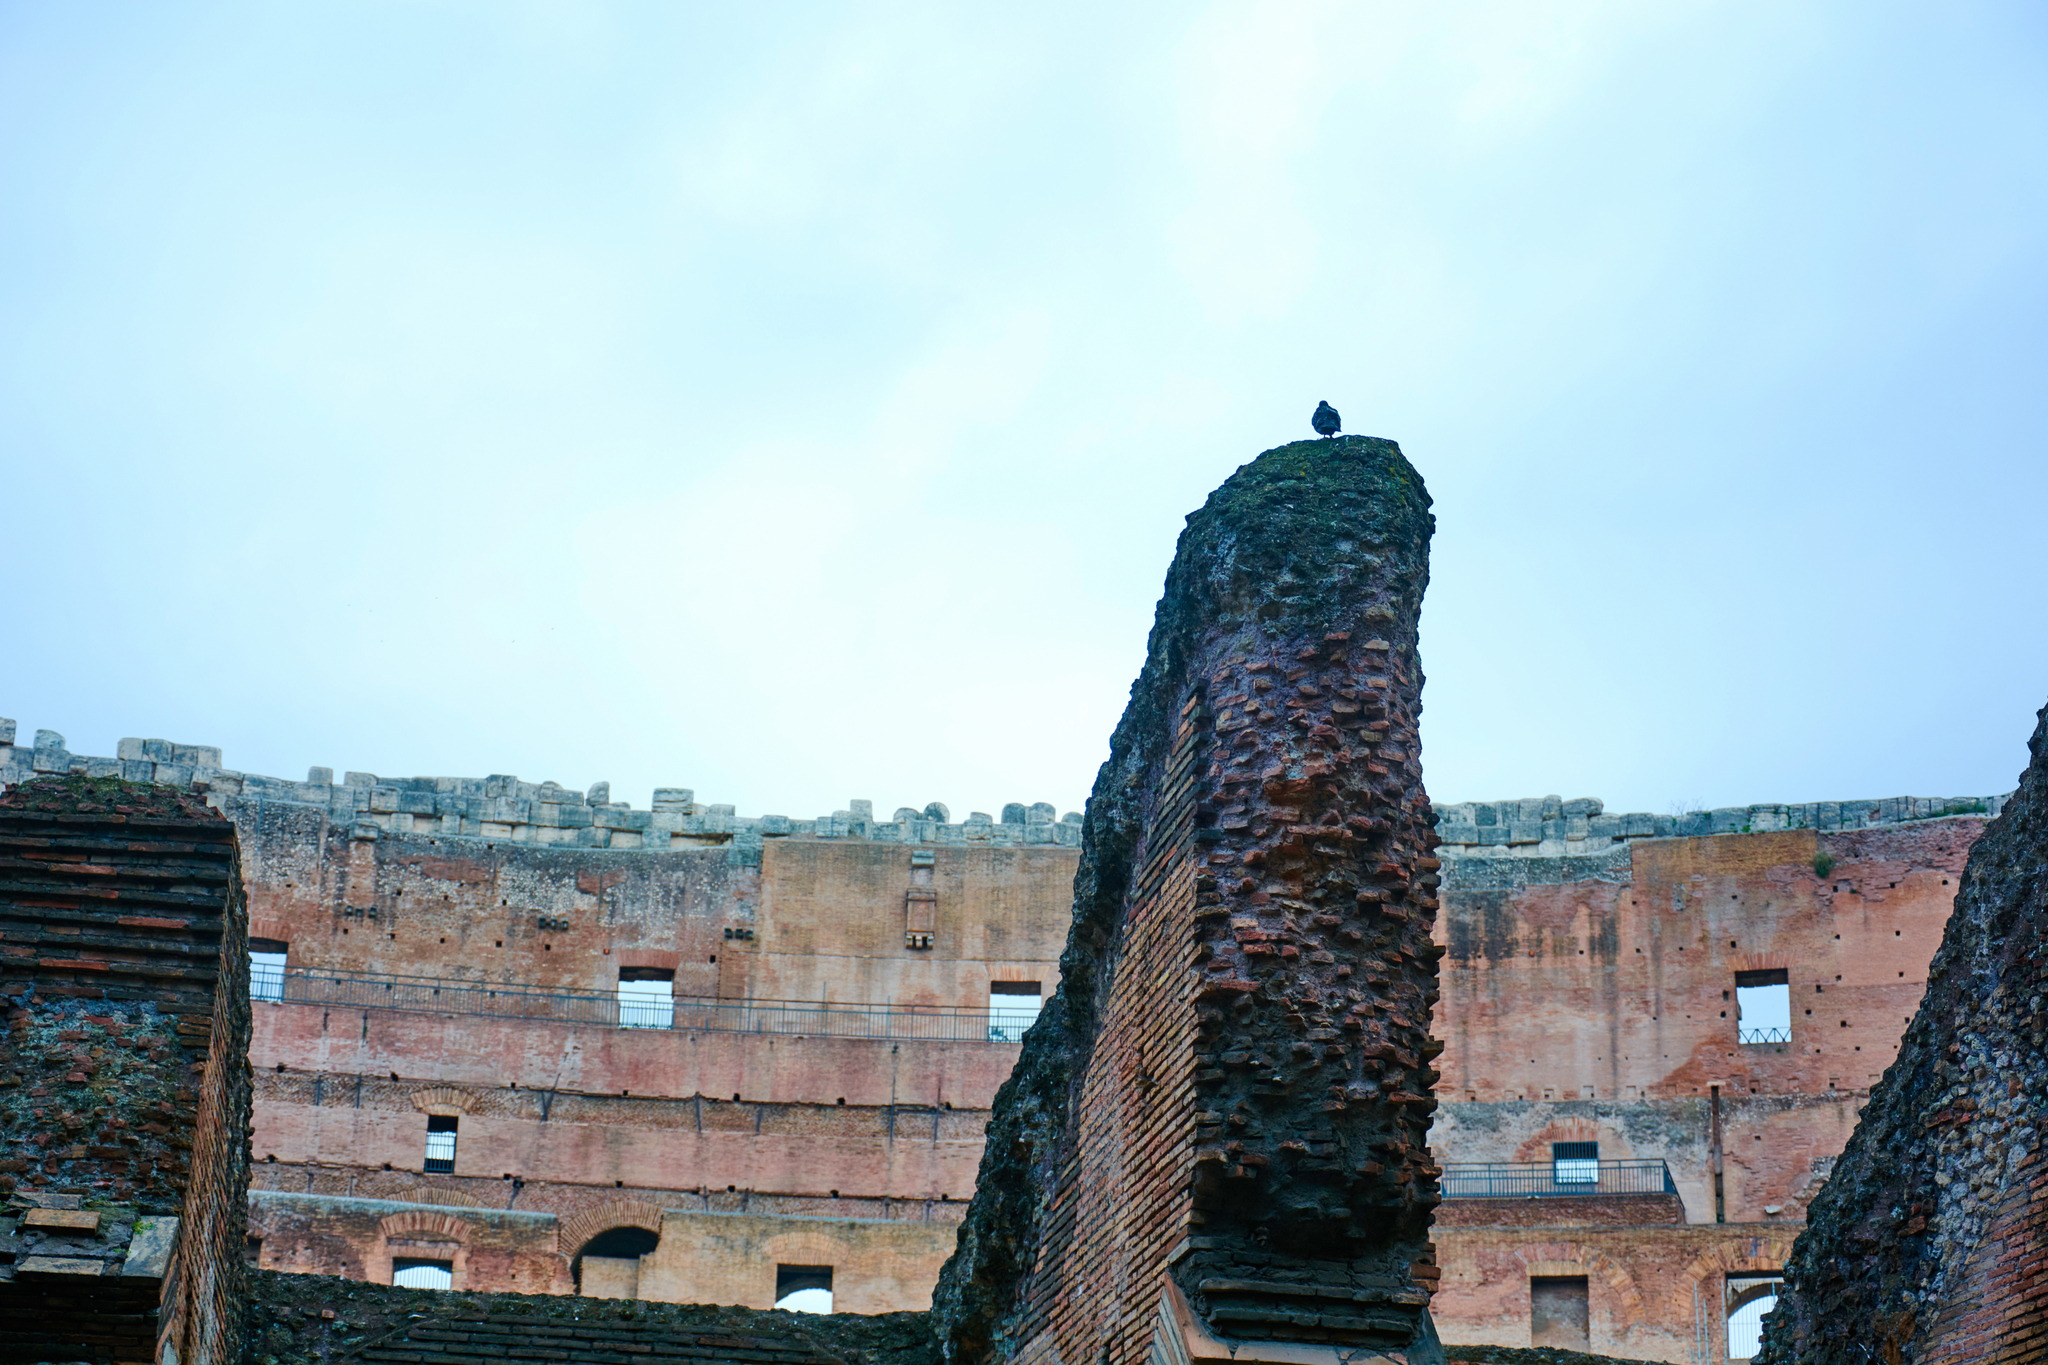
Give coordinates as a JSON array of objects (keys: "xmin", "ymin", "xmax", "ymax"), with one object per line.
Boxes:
[
  {"xmin": 0, "ymin": 776, "xmax": 253, "ymax": 1365},
  {"xmin": 932, "ymin": 436, "xmax": 1446, "ymax": 1363},
  {"xmin": 1759, "ymin": 701, "xmax": 2048, "ymax": 1365}
]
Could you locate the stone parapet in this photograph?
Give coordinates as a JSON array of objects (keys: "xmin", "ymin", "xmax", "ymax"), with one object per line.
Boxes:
[
  {"xmin": 1432, "ymin": 792, "xmax": 2010, "ymax": 860},
  {"xmin": 2, "ymin": 720, "xmax": 1995, "ymax": 865},
  {"xmin": 0, "ymin": 723, "xmax": 1084, "ymax": 855}
]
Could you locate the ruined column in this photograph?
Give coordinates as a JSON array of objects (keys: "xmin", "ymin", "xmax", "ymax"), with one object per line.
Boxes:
[
  {"xmin": 1759, "ymin": 701, "xmax": 2048, "ymax": 1365},
  {"xmin": 932, "ymin": 436, "xmax": 1444, "ymax": 1363}
]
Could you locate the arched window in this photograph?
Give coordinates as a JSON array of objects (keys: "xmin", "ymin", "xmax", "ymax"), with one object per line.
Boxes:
[
  {"xmin": 393, "ymin": 1258, "xmax": 452, "ymax": 1290},
  {"xmin": 1725, "ymin": 1275, "xmax": 1782, "ymax": 1359}
]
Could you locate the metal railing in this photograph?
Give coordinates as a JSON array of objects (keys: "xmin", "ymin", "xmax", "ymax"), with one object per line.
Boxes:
[
  {"xmin": 1738, "ymin": 1026, "xmax": 1791, "ymax": 1045},
  {"xmin": 1440, "ymin": 1159, "xmax": 1678, "ymax": 1199},
  {"xmin": 262, "ymin": 966, "xmax": 1020, "ymax": 1043}
]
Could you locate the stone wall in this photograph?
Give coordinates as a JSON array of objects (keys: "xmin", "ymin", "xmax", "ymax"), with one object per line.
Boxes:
[
  {"xmin": 932, "ymin": 435, "xmax": 1444, "ymax": 1362},
  {"xmin": 0, "ymin": 776, "xmax": 253, "ymax": 1365},
  {"xmin": 1759, "ymin": 701, "xmax": 2048, "ymax": 1364}
]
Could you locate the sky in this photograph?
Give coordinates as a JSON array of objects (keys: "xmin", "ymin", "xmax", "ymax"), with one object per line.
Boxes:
[{"xmin": 3, "ymin": 1, "xmax": 2046, "ymax": 823}]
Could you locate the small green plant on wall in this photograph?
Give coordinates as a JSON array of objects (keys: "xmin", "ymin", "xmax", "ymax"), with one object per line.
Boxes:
[{"xmin": 1813, "ymin": 851, "xmax": 1836, "ymax": 880}]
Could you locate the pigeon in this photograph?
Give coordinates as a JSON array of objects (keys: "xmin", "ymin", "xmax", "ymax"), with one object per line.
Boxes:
[{"xmin": 1312, "ymin": 400, "xmax": 1341, "ymax": 437}]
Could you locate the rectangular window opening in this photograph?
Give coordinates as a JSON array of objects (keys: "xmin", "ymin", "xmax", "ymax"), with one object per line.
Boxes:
[
  {"xmin": 393, "ymin": 1257, "xmax": 453, "ymax": 1290},
  {"xmin": 250, "ymin": 939, "xmax": 288, "ymax": 1003},
  {"xmin": 988, "ymin": 981, "xmax": 1044, "ymax": 1043},
  {"xmin": 1551, "ymin": 1141, "xmax": 1598, "ymax": 1185},
  {"xmin": 1735, "ymin": 969, "xmax": 1791, "ymax": 1045},
  {"xmin": 424, "ymin": 1115, "xmax": 457, "ymax": 1173},
  {"xmin": 618, "ymin": 967, "xmax": 676, "ymax": 1030},
  {"xmin": 1530, "ymin": 1275, "xmax": 1590, "ymax": 1351},
  {"xmin": 775, "ymin": 1263, "xmax": 833, "ymax": 1314}
]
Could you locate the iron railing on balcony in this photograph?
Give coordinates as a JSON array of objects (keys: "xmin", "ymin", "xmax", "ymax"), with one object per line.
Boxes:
[
  {"xmin": 264, "ymin": 967, "xmax": 1018, "ymax": 1043},
  {"xmin": 1738, "ymin": 1025, "xmax": 1792, "ymax": 1045},
  {"xmin": 1440, "ymin": 1159, "xmax": 1678, "ymax": 1199}
]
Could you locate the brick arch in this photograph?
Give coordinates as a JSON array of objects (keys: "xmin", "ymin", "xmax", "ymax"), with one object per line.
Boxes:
[
  {"xmin": 409, "ymin": 1086, "xmax": 479, "ymax": 1117},
  {"xmin": 760, "ymin": 1229, "xmax": 852, "ymax": 1268},
  {"xmin": 379, "ymin": 1210, "xmax": 473, "ymax": 1242},
  {"xmin": 1665, "ymin": 1233, "xmax": 1794, "ymax": 1321},
  {"xmin": 390, "ymin": 1184, "xmax": 490, "ymax": 1210},
  {"xmin": 248, "ymin": 915, "xmax": 292, "ymax": 946},
  {"xmin": 557, "ymin": 1201, "xmax": 667, "ymax": 1258},
  {"xmin": 1509, "ymin": 1241, "xmax": 1645, "ymax": 1310}
]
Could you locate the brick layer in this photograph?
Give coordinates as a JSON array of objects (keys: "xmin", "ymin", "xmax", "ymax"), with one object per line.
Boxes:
[
  {"xmin": 0, "ymin": 777, "xmax": 253, "ymax": 1365},
  {"xmin": 1012, "ymin": 699, "xmax": 1203, "ymax": 1363},
  {"xmin": 931, "ymin": 436, "xmax": 1440, "ymax": 1361},
  {"xmin": 241, "ymin": 1269, "xmax": 938, "ymax": 1365}
]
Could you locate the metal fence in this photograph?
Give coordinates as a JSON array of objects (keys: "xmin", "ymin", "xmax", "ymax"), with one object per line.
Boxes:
[
  {"xmin": 1738, "ymin": 1026, "xmax": 1791, "ymax": 1045},
  {"xmin": 1440, "ymin": 1159, "xmax": 1678, "ymax": 1199},
  {"xmin": 266, "ymin": 967, "xmax": 1017, "ymax": 1043}
]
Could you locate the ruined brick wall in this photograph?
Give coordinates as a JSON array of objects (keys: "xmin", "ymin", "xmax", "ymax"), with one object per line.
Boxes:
[
  {"xmin": 239, "ymin": 1268, "xmax": 941, "ymax": 1365},
  {"xmin": 192, "ymin": 771, "xmax": 1068, "ymax": 1305},
  {"xmin": 1759, "ymin": 701, "xmax": 2048, "ymax": 1365},
  {"xmin": 0, "ymin": 776, "xmax": 252, "ymax": 1365},
  {"xmin": 1431, "ymin": 1224, "xmax": 1796, "ymax": 1361},
  {"xmin": 1437, "ymin": 822, "xmax": 1975, "ymax": 1111},
  {"xmin": 1430, "ymin": 818, "xmax": 1977, "ymax": 1230},
  {"xmin": 932, "ymin": 436, "xmax": 1442, "ymax": 1362}
]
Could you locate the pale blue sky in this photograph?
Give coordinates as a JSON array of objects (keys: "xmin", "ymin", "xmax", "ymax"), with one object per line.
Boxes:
[{"xmin": 4, "ymin": 2, "xmax": 2045, "ymax": 821}]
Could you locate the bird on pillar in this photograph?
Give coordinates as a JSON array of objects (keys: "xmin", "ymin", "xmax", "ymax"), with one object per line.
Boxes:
[{"xmin": 1312, "ymin": 400, "xmax": 1341, "ymax": 437}]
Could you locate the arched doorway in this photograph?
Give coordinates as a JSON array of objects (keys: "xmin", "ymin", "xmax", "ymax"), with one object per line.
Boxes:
[
  {"xmin": 1725, "ymin": 1275, "xmax": 1783, "ymax": 1360},
  {"xmin": 575, "ymin": 1226, "xmax": 662, "ymax": 1299}
]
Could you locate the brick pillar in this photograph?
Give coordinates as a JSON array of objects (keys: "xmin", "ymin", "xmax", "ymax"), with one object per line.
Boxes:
[{"xmin": 933, "ymin": 436, "xmax": 1441, "ymax": 1363}]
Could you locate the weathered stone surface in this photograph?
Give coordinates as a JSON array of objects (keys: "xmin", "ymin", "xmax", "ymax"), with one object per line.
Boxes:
[
  {"xmin": 930, "ymin": 436, "xmax": 1441, "ymax": 1362},
  {"xmin": 1758, "ymin": 701, "xmax": 2048, "ymax": 1364},
  {"xmin": 1441, "ymin": 1349, "xmax": 1662, "ymax": 1365},
  {"xmin": 239, "ymin": 1269, "xmax": 940, "ymax": 1365}
]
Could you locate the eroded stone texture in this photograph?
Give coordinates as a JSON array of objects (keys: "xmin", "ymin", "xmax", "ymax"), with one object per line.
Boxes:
[
  {"xmin": 1758, "ymin": 702, "xmax": 2048, "ymax": 1364},
  {"xmin": 931, "ymin": 436, "xmax": 1441, "ymax": 1362}
]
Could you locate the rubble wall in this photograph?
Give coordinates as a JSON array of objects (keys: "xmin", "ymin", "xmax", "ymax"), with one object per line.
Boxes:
[
  {"xmin": 1759, "ymin": 702, "xmax": 2048, "ymax": 1364},
  {"xmin": 0, "ymin": 776, "xmax": 252, "ymax": 1365},
  {"xmin": 931, "ymin": 436, "xmax": 1442, "ymax": 1361}
]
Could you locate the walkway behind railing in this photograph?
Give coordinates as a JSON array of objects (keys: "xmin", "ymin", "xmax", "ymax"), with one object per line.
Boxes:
[
  {"xmin": 1440, "ymin": 1159, "xmax": 1678, "ymax": 1199},
  {"xmin": 259, "ymin": 967, "xmax": 1020, "ymax": 1043}
]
